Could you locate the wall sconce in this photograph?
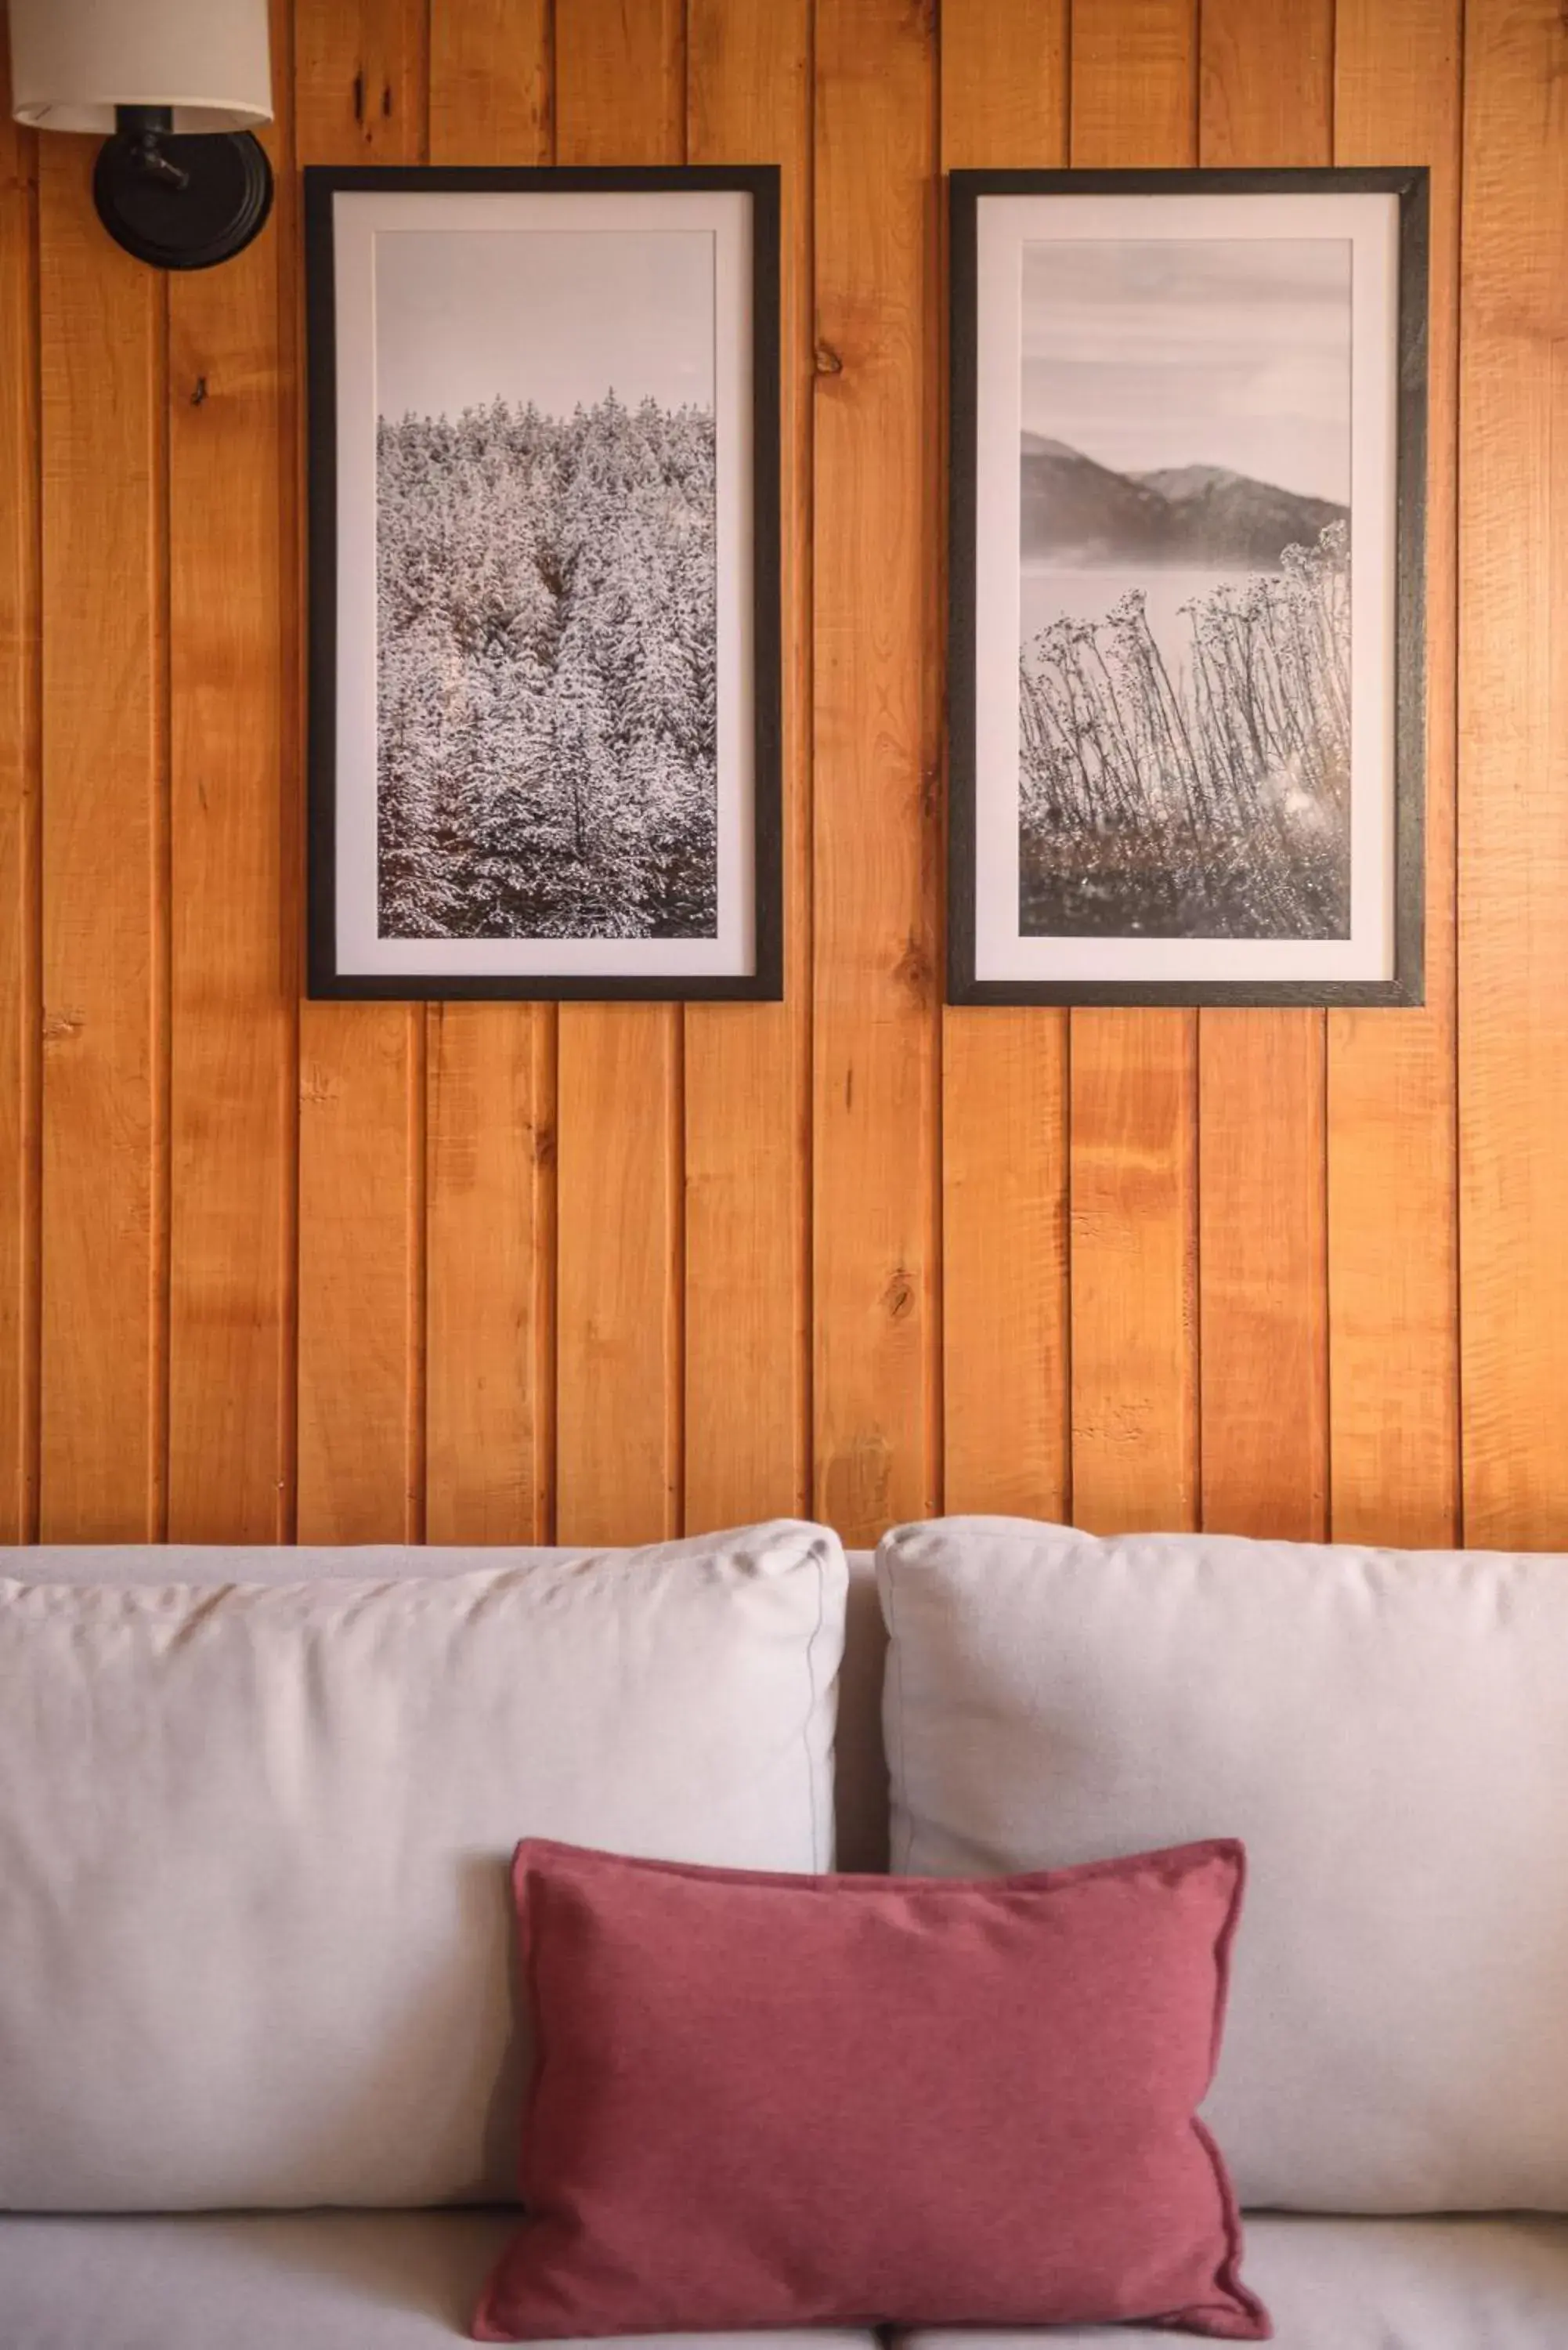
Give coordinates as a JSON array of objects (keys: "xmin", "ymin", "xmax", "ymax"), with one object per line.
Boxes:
[{"xmin": 8, "ymin": 0, "xmax": 274, "ymax": 271}]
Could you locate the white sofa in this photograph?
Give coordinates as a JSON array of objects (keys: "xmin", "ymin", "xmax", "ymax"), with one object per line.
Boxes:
[{"xmin": 4, "ymin": 1517, "xmax": 1568, "ymax": 2348}]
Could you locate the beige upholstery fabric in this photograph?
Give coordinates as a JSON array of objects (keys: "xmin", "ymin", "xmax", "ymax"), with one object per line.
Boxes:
[
  {"xmin": 900, "ymin": 2214, "xmax": 1568, "ymax": 2347},
  {"xmin": 2, "ymin": 2211, "xmax": 1565, "ymax": 2348},
  {"xmin": 0, "ymin": 1524, "xmax": 845, "ymax": 2213},
  {"xmin": 880, "ymin": 1517, "xmax": 1568, "ymax": 2212},
  {"xmin": 13, "ymin": 1540, "xmax": 891, "ymax": 1875},
  {"xmin": 0, "ymin": 2209, "xmax": 880, "ymax": 2350}
]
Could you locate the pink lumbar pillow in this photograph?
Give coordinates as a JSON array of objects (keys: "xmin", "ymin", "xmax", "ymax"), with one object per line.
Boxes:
[{"xmin": 473, "ymin": 1836, "xmax": 1270, "ymax": 2341}]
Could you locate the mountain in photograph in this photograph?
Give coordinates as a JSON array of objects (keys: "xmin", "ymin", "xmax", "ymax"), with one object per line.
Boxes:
[{"xmin": 1020, "ymin": 431, "xmax": 1348, "ymax": 569}]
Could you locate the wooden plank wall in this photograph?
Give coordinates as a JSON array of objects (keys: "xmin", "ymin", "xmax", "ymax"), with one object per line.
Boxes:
[
  {"xmin": 3, "ymin": 0, "xmax": 1560, "ymax": 1555},
  {"xmin": 1068, "ymin": 0, "xmax": 1198, "ymax": 1537}
]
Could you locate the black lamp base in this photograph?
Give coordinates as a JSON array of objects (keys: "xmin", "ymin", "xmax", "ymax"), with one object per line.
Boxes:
[{"xmin": 94, "ymin": 108, "xmax": 273, "ymax": 272}]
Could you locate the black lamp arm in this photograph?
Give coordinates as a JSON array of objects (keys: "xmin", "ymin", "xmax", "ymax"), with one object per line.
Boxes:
[
  {"xmin": 95, "ymin": 107, "xmax": 272, "ymax": 271},
  {"xmin": 114, "ymin": 107, "xmax": 191, "ymax": 191}
]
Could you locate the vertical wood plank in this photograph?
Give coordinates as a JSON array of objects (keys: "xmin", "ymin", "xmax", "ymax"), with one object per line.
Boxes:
[
  {"xmin": 941, "ymin": 0, "xmax": 1068, "ymax": 168},
  {"xmin": 1071, "ymin": 1014, "xmax": 1197, "ymax": 1525},
  {"xmin": 425, "ymin": 0, "xmax": 555, "ymax": 1546},
  {"xmin": 683, "ymin": 0, "xmax": 812, "ymax": 1533},
  {"xmin": 427, "ymin": 1006, "xmax": 555, "ymax": 1542},
  {"xmin": 0, "ymin": 22, "xmax": 38, "ymax": 1542},
  {"xmin": 1196, "ymin": 0, "xmax": 1333, "ymax": 1540},
  {"xmin": 1327, "ymin": 0, "xmax": 1461, "ymax": 1548},
  {"xmin": 38, "ymin": 142, "xmax": 166, "ymax": 1542},
  {"xmin": 431, "ymin": 0, "xmax": 550, "ymax": 163},
  {"xmin": 943, "ymin": 1011, "xmax": 1068, "ymax": 1519},
  {"xmin": 1459, "ymin": 0, "xmax": 1568, "ymax": 1547},
  {"xmin": 1074, "ymin": 0, "xmax": 1198, "ymax": 151},
  {"xmin": 558, "ymin": 0, "xmax": 684, "ymax": 143},
  {"xmin": 941, "ymin": 0, "xmax": 1071, "ymax": 1525},
  {"xmin": 294, "ymin": 0, "xmax": 427, "ymax": 1543},
  {"xmin": 552, "ymin": 0, "xmax": 685, "ymax": 1548},
  {"xmin": 295, "ymin": 0, "xmax": 426, "ymax": 150},
  {"xmin": 813, "ymin": 0, "xmax": 941, "ymax": 1546},
  {"xmin": 1199, "ymin": 0, "xmax": 1334, "ymax": 161},
  {"xmin": 166, "ymin": 19, "xmax": 294, "ymax": 1542},
  {"xmin": 1067, "ymin": 0, "xmax": 1199, "ymax": 1534}
]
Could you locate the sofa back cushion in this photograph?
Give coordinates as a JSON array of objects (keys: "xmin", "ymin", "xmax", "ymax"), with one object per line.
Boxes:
[
  {"xmin": 0, "ymin": 1522, "xmax": 845, "ymax": 2213},
  {"xmin": 878, "ymin": 1516, "xmax": 1568, "ymax": 2214}
]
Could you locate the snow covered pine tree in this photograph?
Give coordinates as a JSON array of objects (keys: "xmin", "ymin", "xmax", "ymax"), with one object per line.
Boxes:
[{"xmin": 376, "ymin": 390, "xmax": 717, "ymax": 941}]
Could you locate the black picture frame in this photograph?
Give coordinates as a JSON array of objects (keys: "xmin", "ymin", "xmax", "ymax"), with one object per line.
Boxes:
[
  {"xmin": 948, "ymin": 167, "xmax": 1429, "ymax": 1008},
  {"xmin": 305, "ymin": 164, "xmax": 783, "ymax": 1001}
]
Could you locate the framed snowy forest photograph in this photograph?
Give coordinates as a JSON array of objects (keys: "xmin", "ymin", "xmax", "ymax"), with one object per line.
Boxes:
[
  {"xmin": 948, "ymin": 168, "xmax": 1428, "ymax": 1006},
  {"xmin": 305, "ymin": 168, "xmax": 782, "ymax": 998}
]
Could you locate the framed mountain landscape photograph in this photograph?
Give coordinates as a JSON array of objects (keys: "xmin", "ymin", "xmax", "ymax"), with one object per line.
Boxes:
[
  {"xmin": 305, "ymin": 167, "xmax": 781, "ymax": 999},
  {"xmin": 948, "ymin": 168, "xmax": 1428, "ymax": 1006}
]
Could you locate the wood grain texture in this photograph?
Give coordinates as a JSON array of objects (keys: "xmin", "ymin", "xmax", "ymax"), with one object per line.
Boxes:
[
  {"xmin": 942, "ymin": 1007, "xmax": 1068, "ymax": 1517},
  {"xmin": 941, "ymin": 0, "xmax": 1070, "ymax": 1523},
  {"xmin": 166, "ymin": 87, "xmax": 292, "ymax": 1542},
  {"xmin": 942, "ymin": 0, "xmax": 1068, "ymax": 162},
  {"xmin": 294, "ymin": 0, "xmax": 427, "ymax": 153},
  {"xmin": 0, "ymin": 38, "xmax": 38, "ymax": 1542},
  {"xmin": 552, "ymin": 0, "xmax": 685, "ymax": 1547},
  {"xmin": 1067, "ymin": 0, "xmax": 1199, "ymax": 1534},
  {"xmin": 1196, "ymin": 0, "xmax": 1331, "ymax": 1539},
  {"xmin": 683, "ymin": 0, "xmax": 812, "ymax": 1531},
  {"xmin": 425, "ymin": 0, "xmax": 555, "ymax": 1546},
  {"xmin": 298, "ymin": 1005, "xmax": 420, "ymax": 1542},
  {"xmin": 294, "ymin": 0, "xmax": 425, "ymax": 1543},
  {"xmin": 1071, "ymin": 1010, "xmax": 1197, "ymax": 1528},
  {"xmin": 1326, "ymin": 0, "xmax": 1460, "ymax": 1547},
  {"xmin": 426, "ymin": 1007, "xmax": 555, "ymax": 1541},
  {"xmin": 813, "ymin": 0, "xmax": 941, "ymax": 1546},
  {"xmin": 37, "ymin": 142, "xmax": 167, "ymax": 1542},
  {"xmin": 1071, "ymin": 0, "xmax": 1196, "ymax": 157},
  {"xmin": 556, "ymin": 0, "xmax": 684, "ymax": 147},
  {"xmin": 431, "ymin": 0, "xmax": 550, "ymax": 164},
  {"xmin": 1458, "ymin": 0, "xmax": 1568, "ymax": 1546},
  {"xmin": 1198, "ymin": 0, "xmax": 1333, "ymax": 161}
]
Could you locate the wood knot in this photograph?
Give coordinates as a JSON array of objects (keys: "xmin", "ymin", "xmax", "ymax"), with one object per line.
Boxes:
[
  {"xmin": 883, "ymin": 1269, "xmax": 916, "ymax": 1322},
  {"xmin": 42, "ymin": 1007, "xmax": 83, "ymax": 1044},
  {"xmin": 891, "ymin": 931, "xmax": 934, "ymax": 1002},
  {"xmin": 814, "ymin": 341, "xmax": 843, "ymax": 377}
]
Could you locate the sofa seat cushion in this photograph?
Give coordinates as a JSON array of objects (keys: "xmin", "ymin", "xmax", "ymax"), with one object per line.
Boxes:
[
  {"xmin": 0, "ymin": 2210, "xmax": 880, "ymax": 2350},
  {"xmin": 897, "ymin": 2214, "xmax": 1568, "ymax": 2348},
  {"xmin": 2, "ymin": 2214, "xmax": 1565, "ymax": 2350}
]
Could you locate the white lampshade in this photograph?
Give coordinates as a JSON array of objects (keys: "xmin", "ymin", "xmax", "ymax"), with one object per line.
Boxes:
[{"xmin": 9, "ymin": 0, "xmax": 273, "ymax": 135}]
